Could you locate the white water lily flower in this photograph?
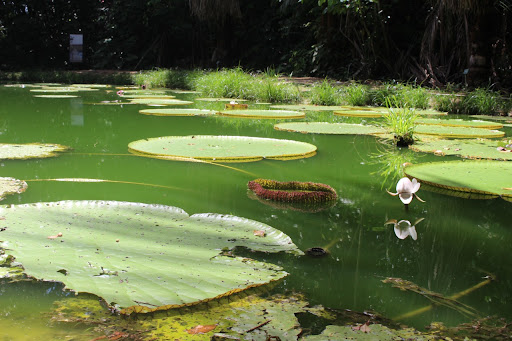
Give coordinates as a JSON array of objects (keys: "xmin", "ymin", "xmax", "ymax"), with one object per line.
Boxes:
[
  {"xmin": 387, "ymin": 177, "xmax": 424, "ymax": 205},
  {"xmin": 385, "ymin": 218, "xmax": 424, "ymax": 240}
]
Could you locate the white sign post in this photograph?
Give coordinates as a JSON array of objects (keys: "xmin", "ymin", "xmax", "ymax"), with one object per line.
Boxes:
[{"xmin": 69, "ymin": 34, "xmax": 83, "ymax": 63}]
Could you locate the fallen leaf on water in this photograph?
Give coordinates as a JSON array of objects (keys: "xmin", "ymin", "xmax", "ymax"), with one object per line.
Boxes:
[
  {"xmin": 48, "ymin": 232, "xmax": 63, "ymax": 239},
  {"xmin": 186, "ymin": 324, "xmax": 217, "ymax": 334},
  {"xmin": 352, "ymin": 321, "xmax": 371, "ymax": 333},
  {"xmin": 503, "ymin": 187, "xmax": 512, "ymax": 190},
  {"xmin": 253, "ymin": 230, "xmax": 266, "ymax": 237}
]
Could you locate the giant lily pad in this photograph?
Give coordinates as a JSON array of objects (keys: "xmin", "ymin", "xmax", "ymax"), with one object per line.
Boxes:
[
  {"xmin": 270, "ymin": 104, "xmax": 353, "ymax": 111},
  {"xmin": 410, "ymin": 139, "xmax": 512, "ymax": 161},
  {"xmin": 0, "ymin": 177, "xmax": 27, "ymax": 201},
  {"xmin": 0, "ymin": 201, "xmax": 302, "ymax": 314},
  {"xmin": 469, "ymin": 115, "xmax": 512, "ymax": 121},
  {"xmin": 30, "ymin": 88, "xmax": 79, "ymax": 93},
  {"xmin": 195, "ymin": 98, "xmax": 247, "ymax": 102},
  {"xmin": 302, "ymin": 324, "xmax": 433, "ymax": 340},
  {"xmin": 404, "ymin": 160, "xmax": 512, "ymax": 200},
  {"xmin": 121, "ymin": 95, "xmax": 176, "ymax": 99},
  {"xmin": 416, "ymin": 118, "xmax": 503, "ymax": 129},
  {"xmin": 415, "ymin": 125, "xmax": 505, "ymax": 138},
  {"xmin": 33, "ymin": 95, "xmax": 79, "ymax": 98},
  {"xmin": 0, "ymin": 143, "xmax": 70, "ymax": 160},
  {"xmin": 139, "ymin": 108, "xmax": 215, "ymax": 116},
  {"xmin": 333, "ymin": 110, "xmax": 383, "ymax": 118},
  {"xmin": 127, "ymin": 98, "xmax": 193, "ymax": 105},
  {"xmin": 218, "ymin": 110, "xmax": 305, "ymax": 119},
  {"xmin": 248, "ymin": 178, "xmax": 337, "ymax": 204},
  {"xmin": 128, "ymin": 135, "xmax": 317, "ymax": 162},
  {"xmin": 274, "ymin": 122, "xmax": 385, "ymax": 135}
]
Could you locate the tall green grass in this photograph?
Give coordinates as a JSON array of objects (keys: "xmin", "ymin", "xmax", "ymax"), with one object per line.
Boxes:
[
  {"xmin": 132, "ymin": 69, "xmax": 200, "ymax": 89},
  {"xmin": 342, "ymin": 83, "xmax": 372, "ymax": 106},
  {"xmin": 383, "ymin": 96, "xmax": 419, "ymax": 146},
  {"xmin": 308, "ymin": 80, "xmax": 343, "ymax": 105}
]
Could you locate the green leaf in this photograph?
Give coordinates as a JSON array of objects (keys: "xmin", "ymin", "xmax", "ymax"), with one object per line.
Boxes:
[
  {"xmin": 128, "ymin": 135, "xmax": 317, "ymax": 162},
  {"xmin": 0, "ymin": 201, "xmax": 303, "ymax": 314},
  {"xmin": 274, "ymin": 122, "xmax": 385, "ymax": 135},
  {"xmin": 404, "ymin": 160, "xmax": 512, "ymax": 200}
]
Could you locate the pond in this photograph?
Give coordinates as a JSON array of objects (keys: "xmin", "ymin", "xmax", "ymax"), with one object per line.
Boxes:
[{"xmin": 0, "ymin": 84, "xmax": 511, "ymax": 339}]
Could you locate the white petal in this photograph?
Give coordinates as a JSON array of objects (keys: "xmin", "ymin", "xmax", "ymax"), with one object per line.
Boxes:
[
  {"xmin": 399, "ymin": 192, "xmax": 413, "ymax": 204},
  {"xmin": 396, "ymin": 177, "xmax": 412, "ymax": 193},
  {"xmin": 409, "ymin": 226, "xmax": 418, "ymax": 240},
  {"xmin": 411, "ymin": 178, "xmax": 421, "ymax": 193},
  {"xmin": 394, "ymin": 226, "xmax": 409, "ymax": 239}
]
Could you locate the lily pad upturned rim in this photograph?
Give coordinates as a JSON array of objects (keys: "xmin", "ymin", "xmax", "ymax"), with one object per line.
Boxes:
[
  {"xmin": 128, "ymin": 135, "xmax": 318, "ymax": 162},
  {"xmin": 248, "ymin": 178, "xmax": 338, "ymax": 204},
  {"xmin": 404, "ymin": 160, "xmax": 512, "ymax": 200},
  {"xmin": 0, "ymin": 177, "xmax": 28, "ymax": 201},
  {"xmin": 274, "ymin": 122, "xmax": 385, "ymax": 135},
  {"xmin": 217, "ymin": 109, "xmax": 305, "ymax": 119},
  {"xmin": 333, "ymin": 110, "xmax": 383, "ymax": 118}
]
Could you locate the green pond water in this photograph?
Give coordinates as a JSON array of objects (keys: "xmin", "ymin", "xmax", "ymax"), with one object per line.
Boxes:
[{"xmin": 0, "ymin": 85, "xmax": 511, "ymax": 339}]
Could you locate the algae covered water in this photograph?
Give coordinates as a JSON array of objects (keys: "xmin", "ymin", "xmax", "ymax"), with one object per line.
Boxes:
[{"xmin": 0, "ymin": 84, "xmax": 511, "ymax": 339}]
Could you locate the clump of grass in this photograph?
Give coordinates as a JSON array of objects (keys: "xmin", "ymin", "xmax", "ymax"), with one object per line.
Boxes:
[
  {"xmin": 308, "ymin": 80, "xmax": 343, "ymax": 105},
  {"xmin": 432, "ymin": 93, "xmax": 462, "ymax": 114},
  {"xmin": 342, "ymin": 83, "xmax": 372, "ymax": 106},
  {"xmin": 459, "ymin": 88, "xmax": 503, "ymax": 115},
  {"xmin": 383, "ymin": 96, "xmax": 419, "ymax": 146},
  {"xmin": 132, "ymin": 69, "xmax": 199, "ymax": 89},
  {"xmin": 192, "ymin": 67, "xmax": 300, "ymax": 103},
  {"xmin": 371, "ymin": 83, "xmax": 430, "ymax": 109}
]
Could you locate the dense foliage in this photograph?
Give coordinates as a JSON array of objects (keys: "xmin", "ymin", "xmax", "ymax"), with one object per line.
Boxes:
[{"xmin": 1, "ymin": 0, "xmax": 512, "ymax": 88}]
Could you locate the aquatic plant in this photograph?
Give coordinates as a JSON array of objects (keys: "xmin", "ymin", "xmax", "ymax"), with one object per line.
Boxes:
[
  {"xmin": 382, "ymin": 96, "xmax": 419, "ymax": 146},
  {"xmin": 386, "ymin": 177, "xmax": 424, "ymax": 206},
  {"xmin": 385, "ymin": 218, "xmax": 424, "ymax": 240},
  {"xmin": 247, "ymin": 178, "xmax": 338, "ymax": 204}
]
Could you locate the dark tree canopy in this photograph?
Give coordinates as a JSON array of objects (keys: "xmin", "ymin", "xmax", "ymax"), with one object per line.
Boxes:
[{"xmin": 1, "ymin": 0, "xmax": 512, "ymax": 88}]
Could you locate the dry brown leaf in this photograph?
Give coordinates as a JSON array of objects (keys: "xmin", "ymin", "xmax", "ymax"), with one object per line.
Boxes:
[
  {"xmin": 253, "ymin": 230, "xmax": 266, "ymax": 237},
  {"xmin": 352, "ymin": 321, "xmax": 371, "ymax": 333},
  {"xmin": 186, "ymin": 324, "xmax": 217, "ymax": 334},
  {"xmin": 47, "ymin": 232, "xmax": 63, "ymax": 239}
]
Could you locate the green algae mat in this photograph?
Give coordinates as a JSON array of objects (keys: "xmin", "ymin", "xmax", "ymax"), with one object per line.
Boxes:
[
  {"xmin": 404, "ymin": 161, "xmax": 512, "ymax": 200},
  {"xmin": 0, "ymin": 200, "xmax": 302, "ymax": 314},
  {"xmin": 128, "ymin": 135, "xmax": 317, "ymax": 162},
  {"xmin": 139, "ymin": 108, "xmax": 215, "ymax": 116},
  {"xmin": 415, "ymin": 125, "xmax": 505, "ymax": 138},
  {"xmin": 410, "ymin": 139, "xmax": 512, "ymax": 161},
  {"xmin": 218, "ymin": 109, "xmax": 305, "ymax": 119},
  {"xmin": 274, "ymin": 122, "xmax": 385, "ymax": 135},
  {"xmin": 416, "ymin": 118, "xmax": 503, "ymax": 129}
]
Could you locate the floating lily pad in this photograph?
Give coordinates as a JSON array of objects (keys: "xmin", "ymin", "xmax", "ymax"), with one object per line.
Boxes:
[
  {"xmin": 333, "ymin": 110, "xmax": 383, "ymax": 118},
  {"xmin": 71, "ymin": 84, "xmax": 110, "ymax": 88},
  {"xmin": 470, "ymin": 115, "xmax": 512, "ymax": 121},
  {"xmin": 127, "ymin": 98, "xmax": 193, "ymax": 105},
  {"xmin": 120, "ymin": 95, "xmax": 176, "ymax": 99},
  {"xmin": 274, "ymin": 122, "xmax": 385, "ymax": 135},
  {"xmin": 248, "ymin": 178, "xmax": 337, "ymax": 203},
  {"xmin": 169, "ymin": 89, "xmax": 201, "ymax": 94},
  {"xmin": 0, "ymin": 201, "xmax": 302, "ymax": 314},
  {"xmin": 415, "ymin": 125, "xmax": 505, "ymax": 138},
  {"xmin": 410, "ymin": 139, "xmax": 512, "ymax": 161},
  {"xmin": 139, "ymin": 109, "xmax": 215, "ymax": 116},
  {"xmin": 30, "ymin": 88, "xmax": 79, "ymax": 93},
  {"xmin": 404, "ymin": 160, "xmax": 512, "ymax": 200},
  {"xmin": 0, "ymin": 177, "xmax": 28, "ymax": 201},
  {"xmin": 415, "ymin": 109, "xmax": 448, "ymax": 116},
  {"xmin": 270, "ymin": 104, "xmax": 352, "ymax": 111},
  {"xmin": 128, "ymin": 135, "xmax": 317, "ymax": 162},
  {"xmin": 218, "ymin": 110, "xmax": 305, "ymax": 119},
  {"xmin": 416, "ymin": 118, "xmax": 503, "ymax": 129},
  {"xmin": 195, "ymin": 98, "xmax": 247, "ymax": 102},
  {"xmin": 121, "ymin": 89, "xmax": 167, "ymax": 95},
  {"xmin": 33, "ymin": 95, "xmax": 79, "ymax": 98},
  {"xmin": 0, "ymin": 143, "xmax": 70, "ymax": 159}
]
